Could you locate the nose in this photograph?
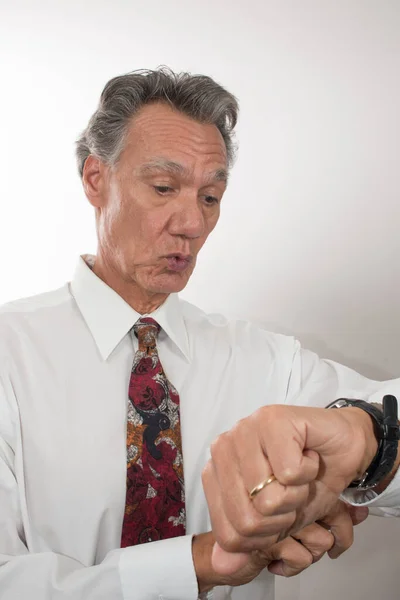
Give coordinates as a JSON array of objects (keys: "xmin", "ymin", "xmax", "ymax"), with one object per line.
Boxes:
[{"xmin": 169, "ymin": 194, "xmax": 206, "ymax": 239}]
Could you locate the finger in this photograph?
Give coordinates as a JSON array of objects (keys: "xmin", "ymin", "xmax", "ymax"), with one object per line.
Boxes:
[
  {"xmin": 346, "ymin": 504, "xmax": 369, "ymax": 526},
  {"xmin": 292, "ymin": 522, "xmax": 334, "ymax": 563},
  {"xmin": 211, "ymin": 542, "xmax": 249, "ymax": 575},
  {"xmin": 318, "ymin": 503, "xmax": 355, "ymax": 559},
  {"xmin": 265, "ymin": 537, "xmax": 314, "ymax": 577},
  {"xmin": 203, "ymin": 457, "xmax": 286, "ymax": 558},
  {"xmin": 253, "ymin": 407, "xmax": 320, "ymax": 486},
  {"xmin": 202, "ymin": 458, "xmax": 247, "ymax": 556},
  {"xmin": 207, "ymin": 433, "xmax": 299, "ymax": 549},
  {"xmin": 230, "ymin": 418, "xmax": 312, "ymax": 518}
]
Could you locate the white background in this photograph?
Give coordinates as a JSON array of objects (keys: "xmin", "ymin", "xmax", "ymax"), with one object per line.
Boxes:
[{"xmin": 1, "ymin": 0, "xmax": 400, "ymax": 598}]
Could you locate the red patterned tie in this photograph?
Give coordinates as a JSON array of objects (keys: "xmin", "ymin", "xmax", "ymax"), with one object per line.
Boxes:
[{"xmin": 120, "ymin": 317, "xmax": 186, "ymax": 547}]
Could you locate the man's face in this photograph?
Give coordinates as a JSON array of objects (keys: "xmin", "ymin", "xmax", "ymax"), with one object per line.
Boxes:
[{"xmin": 92, "ymin": 102, "xmax": 228, "ymax": 295}]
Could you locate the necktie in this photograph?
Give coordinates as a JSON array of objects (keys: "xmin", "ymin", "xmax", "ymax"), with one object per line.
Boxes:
[{"xmin": 120, "ymin": 317, "xmax": 186, "ymax": 547}]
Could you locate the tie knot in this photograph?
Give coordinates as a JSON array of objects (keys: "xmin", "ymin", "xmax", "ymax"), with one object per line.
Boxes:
[{"xmin": 133, "ymin": 318, "xmax": 161, "ymax": 348}]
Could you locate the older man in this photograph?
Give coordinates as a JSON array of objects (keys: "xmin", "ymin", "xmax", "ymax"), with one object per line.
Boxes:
[{"xmin": 0, "ymin": 68, "xmax": 399, "ymax": 600}]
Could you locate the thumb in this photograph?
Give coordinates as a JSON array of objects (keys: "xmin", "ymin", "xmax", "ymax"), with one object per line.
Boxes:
[{"xmin": 211, "ymin": 542, "xmax": 250, "ymax": 575}]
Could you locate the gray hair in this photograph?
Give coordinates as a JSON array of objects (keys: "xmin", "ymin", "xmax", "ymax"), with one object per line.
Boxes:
[{"xmin": 75, "ymin": 67, "xmax": 239, "ymax": 177}]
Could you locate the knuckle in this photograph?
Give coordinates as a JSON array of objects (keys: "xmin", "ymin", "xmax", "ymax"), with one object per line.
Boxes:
[
  {"xmin": 319, "ymin": 529, "xmax": 335, "ymax": 551},
  {"xmin": 201, "ymin": 464, "xmax": 214, "ymax": 493},
  {"xmin": 201, "ymin": 461, "xmax": 211, "ymax": 481},
  {"xmin": 257, "ymin": 404, "xmax": 285, "ymax": 423},
  {"xmin": 210, "ymin": 431, "xmax": 230, "ymax": 459},
  {"xmin": 252, "ymin": 407, "xmax": 266, "ymax": 424},
  {"xmin": 217, "ymin": 530, "xmax": 243, "ymax": 553},
  {"xmin": 230, "ymin": 419, "xmax": 250, "ymax": 447},
  {"xmin": 311, "ymin": 553, "xmax": 324, "ymax": 564},
  {"xmin": 289, "ymin": 551, "xmax": 313, "ymax": 573},
  {"xmin": 254, "ymin": 487, "xmax": 291, "ymax": 516},
  {"xmin": 280, "ymin": 465, "xmax": 303, "ymax": 486},
  {"xmin": 257, "ymin": 489, "xmax": 297, "ymax": 516},
  {"xmin": 231, "ymin": 416, "xmax": 247, "ymax": 432},
  {"xmin": 308, "ymin": 545, "xmax": 326, "ymax": 561},
  {"xmin": 302, "ymin": 553, "xmax": 314, "ymax": 569},
  {"xmin": 235, "ymin": 514, "xmax": 259, "ymax": 537},
  {"xmin": 258, "ymin": 495, "xmax": 280, "ymax": 515}
]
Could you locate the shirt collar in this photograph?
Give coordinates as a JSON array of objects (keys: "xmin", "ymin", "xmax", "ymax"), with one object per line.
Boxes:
[{"xmin": 70, "ymin": 255, "xmax": 190, "ymax": 362}]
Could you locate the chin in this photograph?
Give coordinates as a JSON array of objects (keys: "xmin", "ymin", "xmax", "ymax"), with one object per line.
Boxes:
[{"xmin": 147, "ymin": 271, "xmax": 192, "ymax": 294}]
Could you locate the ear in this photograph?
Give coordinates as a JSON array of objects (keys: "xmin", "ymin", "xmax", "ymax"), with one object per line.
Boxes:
[{"xmin": 82, "ymin": 155, "xmax": 108, "ymax": 208}]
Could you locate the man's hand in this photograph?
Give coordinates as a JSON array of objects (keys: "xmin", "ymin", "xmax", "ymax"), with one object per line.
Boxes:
[
  {"xmin": 193, "ymin": 501, "xmax": 368, "ymax": 592},
  {"xmin": 202, "ymin": 404, "xmax": 377, "ymax": 569}
]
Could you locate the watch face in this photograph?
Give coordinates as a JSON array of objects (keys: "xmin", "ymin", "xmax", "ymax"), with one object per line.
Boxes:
[{"xmin": 326, "ymin": 398, "xmax": 350, "ymax": 409}]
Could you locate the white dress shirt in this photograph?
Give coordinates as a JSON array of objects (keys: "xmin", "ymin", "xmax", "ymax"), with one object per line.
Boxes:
[{"xmin": 0, "ymin": 254, "xmax": 399, "ymax": 600}]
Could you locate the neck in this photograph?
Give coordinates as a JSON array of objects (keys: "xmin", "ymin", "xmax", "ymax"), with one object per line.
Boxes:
[{"xmin": 90, "ymin": 254, "xmax": 168, "ymax": 314}]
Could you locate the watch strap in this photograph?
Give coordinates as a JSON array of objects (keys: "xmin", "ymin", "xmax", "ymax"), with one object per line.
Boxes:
[{"xmin": 326, "ymin": 395, "xmax": 399, "ymax": 490}]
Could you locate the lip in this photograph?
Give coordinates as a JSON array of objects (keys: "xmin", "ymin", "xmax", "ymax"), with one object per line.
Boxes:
[
  {"xmin": 165, "ymin": 253, "xmax": 193, "ymax": 263},
  {"xmin": 164, "ymin": 253, "xmax": 194, "ymax": 273}
]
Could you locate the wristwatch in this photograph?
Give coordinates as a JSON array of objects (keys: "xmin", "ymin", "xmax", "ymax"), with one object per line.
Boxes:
[{"xmin": 326, "ymin": 395, "xmax": 400, "ymax": 490}]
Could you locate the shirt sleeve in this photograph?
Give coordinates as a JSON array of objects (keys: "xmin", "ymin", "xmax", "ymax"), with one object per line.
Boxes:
[
  {"xmin": 0, "ymin": 376, "xmax": 199, "ymax": 600},
  {"xmin": 285, "ymin": 340, "xmax": 400, "ymax": 514}
]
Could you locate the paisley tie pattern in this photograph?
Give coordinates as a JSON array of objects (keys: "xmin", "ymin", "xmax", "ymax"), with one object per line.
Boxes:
[{"xmin": 120, "ymin": 317, "xmax": 186, "ymax": 547}]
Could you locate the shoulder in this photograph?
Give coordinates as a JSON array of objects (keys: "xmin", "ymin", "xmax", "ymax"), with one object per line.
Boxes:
[
  {"xmin": 0, "ymin": 283, "xmax": 71, "ymax": 323},
  {"xmin": 179, "ymin": 298, "xmax": 297, "ymax": 357},
  {"xmin": 0, "ymin": 284, "xmax": 73, "ymax": 358}
]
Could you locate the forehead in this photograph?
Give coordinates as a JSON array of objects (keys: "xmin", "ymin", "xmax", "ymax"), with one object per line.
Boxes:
[{"xmin": 120, "ymin": 102, "xmax": 228, "ymax": 172}]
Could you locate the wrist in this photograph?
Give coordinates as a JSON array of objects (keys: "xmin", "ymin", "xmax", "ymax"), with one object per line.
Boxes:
[
  {"xmin": 192, "ymin": 532, "xmax": 220, "ymax": 594},
  {"xmin": 327, "ymin": 397, "xmax": 400, "ymax": 491},
  {"xmin": 342, "ymin": 407, "xmax": 378, "ymax": 476}
]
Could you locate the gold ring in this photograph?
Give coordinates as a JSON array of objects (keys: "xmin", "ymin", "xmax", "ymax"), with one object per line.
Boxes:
[{"xmin": 249, "ymin": 475, "xmax": 277, "ymax": 500}]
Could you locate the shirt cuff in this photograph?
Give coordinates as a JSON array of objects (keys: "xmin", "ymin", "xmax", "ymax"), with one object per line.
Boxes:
[
  {"xmin": 118, "ymin": 534, "xmax": 199, "ymax": 600},
  {"xmin": 341, "ymin": 465, "xmax": 400, "ymax": 514}
]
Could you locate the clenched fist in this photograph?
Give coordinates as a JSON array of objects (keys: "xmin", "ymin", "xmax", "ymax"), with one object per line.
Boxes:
[
  {"xmin": 202, "ymin": 404, "xmax": 377, "ymax": 570},
  {"xmin": 193, "ymin": 501, "xmax": 368, "ymax": 592}
]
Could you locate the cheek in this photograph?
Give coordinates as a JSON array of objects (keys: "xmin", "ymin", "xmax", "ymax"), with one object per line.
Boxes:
[
  {"xmin": 137, "ymin": 210, "xmax": 166, "ymax": 240},
  {"xmin": 98, "ymin": 183, "xmax": 126, "ymax": 238},
  {"xmin": 210, "ymin": 210, "xmax": 220, "ymax": 230},
  {"xmin": 104, "ymin": 189, "xmax": 143, "ymax": 239},
  {"xmin": 123, "ymin": 212, "xmax": 168, "ymax": 261},
  {"xmin": 202, "ymin": 210, "xmax": 220, "ymax": 239},
  {"xmin": 101, "ymin": 206, "xmax": 130, "ymax": 247}
]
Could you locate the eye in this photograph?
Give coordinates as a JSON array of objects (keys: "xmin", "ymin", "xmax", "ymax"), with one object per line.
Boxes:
[
  {"xmin": 154, "ymin": 185, "xmax": 173, "ymax": 194},
  {"xmin": 203, "ymin": 195, "xmax": 220, "ymax": 205}
]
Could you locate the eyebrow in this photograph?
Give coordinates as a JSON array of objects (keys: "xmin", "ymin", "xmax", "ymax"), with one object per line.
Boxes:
[{"xmin": 138, "ymin": 158, "xmax": 229, "ymax": 185}]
